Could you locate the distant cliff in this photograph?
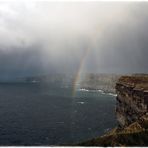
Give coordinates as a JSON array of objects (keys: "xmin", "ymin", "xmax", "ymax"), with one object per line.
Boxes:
[
  {"xmin": 78, "ymin": 75, "xmax": 148, "ymax": 146},
  {"xmin": 80, "ymin": 73, "xmax": 121, "ymax": 93},
  {"xmin": 19, "ymin": 73, "xmax": 121, "ymax": 93}
]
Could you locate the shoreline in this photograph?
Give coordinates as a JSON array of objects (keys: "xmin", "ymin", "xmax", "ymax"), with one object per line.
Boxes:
[{"xmin": 78, "ymin": 88, "xmax": 117, "ymax": 97}]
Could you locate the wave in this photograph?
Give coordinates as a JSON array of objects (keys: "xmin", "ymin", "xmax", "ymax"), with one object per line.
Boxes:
[
  {"xmin": 78, "ymin": 88, "xmax": 103, "ymax": 93},
  {"xmin": 101, "ymin": 92, "xmax": 117, "ymax": 97},
  {"xmin": 77, "ymin": 101, "xmax": 85, "ymax": 104},
  {"xmin": 78, "ymin": 88, "xmax": 117, "ymax": 97},
  {"xmin": 78, "ymin": 88, "xmax": 89, "ymax": 92},
  {"xmin": 107, "ymin": 93, "xmax": 117, "ymax": 97}
]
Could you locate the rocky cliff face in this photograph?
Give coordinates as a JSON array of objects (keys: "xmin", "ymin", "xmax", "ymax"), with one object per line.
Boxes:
[
  {"xmin": 78, "ymin": 75, "xmax": 148, "ymax": 146},
  {"xmin": 116, "ymin": 75, "xmax": 148, "ymax": 127}
]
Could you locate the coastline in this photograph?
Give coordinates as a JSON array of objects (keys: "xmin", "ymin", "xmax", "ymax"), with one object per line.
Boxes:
[{"xmin": 78, "ymin": 87, "xmax": 117, "ymax": 97}]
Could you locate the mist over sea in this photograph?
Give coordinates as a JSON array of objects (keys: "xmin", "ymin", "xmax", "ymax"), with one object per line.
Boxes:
[{"xmin": 0, "ymin": 82, "xmax": 116, "ymax": 145}]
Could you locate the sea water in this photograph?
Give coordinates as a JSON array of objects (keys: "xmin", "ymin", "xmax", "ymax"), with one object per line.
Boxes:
[{"xmin": 0, "ymin": 82, "xmax": 116, "ymax": 145}]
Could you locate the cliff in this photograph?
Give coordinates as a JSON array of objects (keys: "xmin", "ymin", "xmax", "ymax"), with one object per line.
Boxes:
[
  {"xmin": 80, "ymin": 73, "xmax": 121, "ymax": 93},
  {"xmin": 78, "ymin": 75, "xmax": 148, "ymax": 146},
  {"xmin": 116, "ymin": 75, "xmax": 148, "ymax": 127},
  {"xmin": 22, "ymin": 73, "xmax": 121, "ymax": 93}
]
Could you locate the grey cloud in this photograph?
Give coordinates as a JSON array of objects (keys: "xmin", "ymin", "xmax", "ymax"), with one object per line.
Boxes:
[{"xmin": 0, "ymin": 2, "xmax": 147, "ymax": 78}]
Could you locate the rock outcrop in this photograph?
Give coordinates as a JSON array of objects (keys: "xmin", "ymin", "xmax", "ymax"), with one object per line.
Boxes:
[
  {"xmin": 78, "ymin": 74, "xmax": 148, "ymax": 146},
  {"xmin": 116, "ymin": 75, "xmax": 148, "ymax": 127}
]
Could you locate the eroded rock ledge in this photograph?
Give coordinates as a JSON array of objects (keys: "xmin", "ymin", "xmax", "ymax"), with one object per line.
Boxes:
[
  {"xmin": 78, "ymin": 74, "xmax": 148, "ymax": 146},
  {"xmin": 116, "ymin": 75, "xmax": 148, "ymax": 127}
]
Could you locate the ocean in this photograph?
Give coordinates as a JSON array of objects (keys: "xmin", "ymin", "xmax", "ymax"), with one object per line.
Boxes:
[{"xmin": 0, "ymin": 82, "xmax": 116, "ymax": 145}]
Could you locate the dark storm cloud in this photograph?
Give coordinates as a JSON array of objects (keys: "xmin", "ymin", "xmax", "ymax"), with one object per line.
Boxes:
[
  {"xmin": 0, "ymin": 2, "xmax": 148, "ymax": 78},
  {"xmin": 0, "ymin": 45, "xmax": 43, "ymax": 79}
]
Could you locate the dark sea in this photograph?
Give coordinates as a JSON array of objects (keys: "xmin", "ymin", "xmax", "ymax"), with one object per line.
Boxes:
[{"xmin": 0, "ymin": 82, "xmax": 116, "ymax": 146}]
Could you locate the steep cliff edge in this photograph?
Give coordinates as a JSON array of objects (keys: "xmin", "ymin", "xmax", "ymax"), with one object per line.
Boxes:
[
  {"xmin": 78, "ymin": 75, "xmax": 148, "ymax": 146},
  {"xmin": 116, "ymin": 75, "xmax": 148, "ymax": 127}
]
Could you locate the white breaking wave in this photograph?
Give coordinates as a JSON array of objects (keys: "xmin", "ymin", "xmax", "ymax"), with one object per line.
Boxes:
[
  {"xmin": 107, "ymin": 93, "xmax": 117, "ymax": 97},
  {"xmin": 97, "ymin": 89, "xmax": 104, "ymax": 93},
  {"xmin": 78, "ymin": 88, "xmax": 103, "ymax": 93},
  {"xmin": 77, "ymin": 102, "xmax": 85, "ymax": 104},
  {"xmin": 78, "ymin": 88, "xmax": 89, "ymax": 92},
  {"xmin": 77, "ymin": 88, "xmax": 117, "ymax": 97}
]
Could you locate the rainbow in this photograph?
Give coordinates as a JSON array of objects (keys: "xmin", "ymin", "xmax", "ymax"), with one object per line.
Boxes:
[
  {"xmin": 72, "ymin": 46, "xmax": 91, "ymax": 97},
  {"xmin": 71, "ymin": 26, "xmax": 101, "ymax": 97}
]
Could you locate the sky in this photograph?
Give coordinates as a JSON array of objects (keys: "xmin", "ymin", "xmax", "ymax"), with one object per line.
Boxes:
[{"xmin": 0, "ymin": 1, "xmax": 148, "ymax": 79}]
